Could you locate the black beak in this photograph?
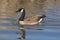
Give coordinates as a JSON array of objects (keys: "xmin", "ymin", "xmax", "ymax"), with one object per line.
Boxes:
[
  {"xmin": 41, "ymin": 15, "xmax": 46, "ymax": 18},
  {"xmin": 16, "ymin": 8, "xmax": 24, "ymax": 12},
  {"xmin": 16, "ymin": 9, "xmax": 21, "ymax": 12}
]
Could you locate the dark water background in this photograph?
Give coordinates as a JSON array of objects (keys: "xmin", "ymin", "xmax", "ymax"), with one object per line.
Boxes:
[{"xmin": 0, "ymin": 0, "xmax": 60, "ymax": 40}]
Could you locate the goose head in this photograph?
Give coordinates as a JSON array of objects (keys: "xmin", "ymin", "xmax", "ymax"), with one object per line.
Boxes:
[
  {"xmin": 16, "ymin": 8, "xmax": 25, "ymax": 13},
  {"xmin": 16, "ymin": 8, "xmax": 25, "ymax": 21},
  {"xmin": 40, "ymin": 15, "xmax": 46, "ymax": 18},
  {"xmin": 36, "ymin": 14, "xmax": 46, "ymax": 23}
]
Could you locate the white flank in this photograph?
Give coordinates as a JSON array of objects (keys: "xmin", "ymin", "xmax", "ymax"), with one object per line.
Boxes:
[
  {"xmin": 19, "ymin": 21, "xmax": 24, "ymax": 24},
  {"xmin": 19, "ymin": 21, "xmax": 38, "ymax": 25}
]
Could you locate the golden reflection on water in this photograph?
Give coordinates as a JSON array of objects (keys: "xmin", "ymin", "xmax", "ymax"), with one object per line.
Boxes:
[
  {"xmin": 0, "ymin": 20, "xmax": 11, "ymax": 24},
  {"xmin": 0, "ymin": 0, "xmax": 56, "ymax": 18},
  {"xmin": 0, "ymin": 26, "xmax": 60, "ymax": 32}
]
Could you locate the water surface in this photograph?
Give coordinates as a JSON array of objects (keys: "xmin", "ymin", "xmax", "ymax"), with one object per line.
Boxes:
[{"xmin": 0, "ymin": 0, "xmax": 60, "ymax": 40}]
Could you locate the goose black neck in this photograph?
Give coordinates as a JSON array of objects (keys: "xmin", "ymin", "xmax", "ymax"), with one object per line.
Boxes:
[{"xmin": 19, "ymin": 9, "xmax": 25, "ymax": 21}]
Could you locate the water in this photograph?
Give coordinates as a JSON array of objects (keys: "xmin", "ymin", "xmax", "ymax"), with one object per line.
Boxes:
[{"xmin": 0, "ymin": 0, "xmax": 60, "ymax": 40}]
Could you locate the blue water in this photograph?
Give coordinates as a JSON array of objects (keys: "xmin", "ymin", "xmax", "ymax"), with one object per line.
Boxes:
[{"xmin": 0, "ymin": 1, "xmax": 60, "ymax": 40}]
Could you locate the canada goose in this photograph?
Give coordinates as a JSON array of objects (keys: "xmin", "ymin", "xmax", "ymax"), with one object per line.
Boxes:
[{"xmin": 16, "ymin": 8, "xmax": 46, "ymax": 25}]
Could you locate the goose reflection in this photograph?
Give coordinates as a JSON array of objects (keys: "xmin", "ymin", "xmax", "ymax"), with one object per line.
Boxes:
[
  {"xmin": 17, "ymin": 25, "xmax": 45, "ymax": 40},
  {"xmin": 18, "ymin": 25, "xmax": 26, "ymax": 40}
]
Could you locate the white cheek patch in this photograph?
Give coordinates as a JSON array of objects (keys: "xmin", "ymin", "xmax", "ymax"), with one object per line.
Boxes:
[
  {"xmin": 38, "ymin": 18, "xmax": 43, "ymax": 23},
  {"xmin": 21, "ymin": 9, "xmax": 24, "ymax": 12}
]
